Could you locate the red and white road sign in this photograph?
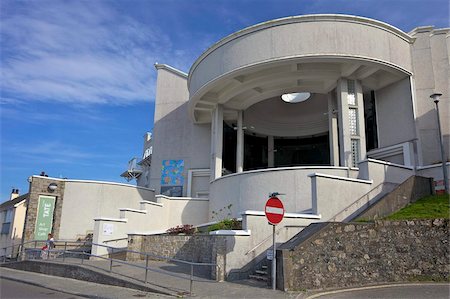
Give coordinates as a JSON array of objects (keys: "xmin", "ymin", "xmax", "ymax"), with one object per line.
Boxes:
[{"xmin": 265, "ymin": 196, "xmax": 285, "ymax": 225}]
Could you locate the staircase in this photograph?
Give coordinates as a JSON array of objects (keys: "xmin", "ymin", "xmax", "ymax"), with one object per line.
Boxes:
[{"xmin": 249, "ymin": 261, "xmax": 269, "ymax": 283}]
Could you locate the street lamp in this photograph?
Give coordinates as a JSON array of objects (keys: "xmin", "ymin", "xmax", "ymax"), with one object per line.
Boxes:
[{"xmin": 430, "ymin": 93, "xmax": 449, "ymax": 195}]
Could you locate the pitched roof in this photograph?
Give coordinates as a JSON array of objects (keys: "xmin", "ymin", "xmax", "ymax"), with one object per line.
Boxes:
[{"xmin": 0, "ymin": 193, "xmax": 28, "ymax": 210}]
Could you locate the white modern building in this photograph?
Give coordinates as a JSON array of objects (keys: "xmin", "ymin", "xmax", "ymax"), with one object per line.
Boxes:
[
  {"xmin": 133, "ymin": 14, "xmax": 448, "ymax": 218},
  {"xmin": 3, "ymin": 15, "xmax": 447, "ymax": 274}
]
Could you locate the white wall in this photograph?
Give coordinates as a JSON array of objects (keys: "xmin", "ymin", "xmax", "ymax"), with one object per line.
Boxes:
[
  {"xmin": 214, "ymin": 212, "xmax": 321, "ymax": 278},
  {"xmin": 59, "ymin": 181, "xmax": 155, "ymax": 240},
  {"xmin": 410, "ymin": 27, "xmax": 449, "ymax": 165},
  {"xmin": 376, "ymin": 78, "xmax": 416, "ymax": 148},
  {"xmin": 209, "ymin": 167, "xmax": 359, "ymax": 219},
  {"xmin": 189, "ymin": 15, "xmax": 413, "ymax": 97},
  {"xmin": 149, "ymin": 65, "xmax": 211, "ymax": 196}
]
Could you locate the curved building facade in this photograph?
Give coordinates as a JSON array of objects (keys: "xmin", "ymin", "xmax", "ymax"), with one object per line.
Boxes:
[{"xmin": 144, "ymin": 15, "xmax": 449, "ymax": 218}]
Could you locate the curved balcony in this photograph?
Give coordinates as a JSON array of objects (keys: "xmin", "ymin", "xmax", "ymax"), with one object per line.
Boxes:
[
  {"xmin": 208, "ymin": 166, "xmax": 359, "ymax": 217},
  {"xmin": 188, "ymin": 14, "xmax": 414, "ymax": 123}
]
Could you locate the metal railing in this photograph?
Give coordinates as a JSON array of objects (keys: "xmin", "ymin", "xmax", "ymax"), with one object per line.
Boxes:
[
  {"xmin": 329, "ymin": 181, "xmax": 398, "ymax": 222},
  {"xmin": 244, "ymin": 225, "xmax": 306, "ymax": 256},
  {"xmin": 1, "ymin": 240, "xmax": 219, "ymax": 296}
]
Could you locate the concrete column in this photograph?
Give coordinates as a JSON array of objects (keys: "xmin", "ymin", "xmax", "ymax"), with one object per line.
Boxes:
[
  {"xmin": 268, "ymin": 135, "xmax": 274, "ymax": 168},
  {"xmin": 337, "ymin": 79, "xmax": 352, "ymax": 167},
  {"xmin": 356, "ymin": 80, "xmax": 367, "ymax": 161},
  {"xmin": 211, "ymin": 105, "xmax": 224, "ymax": 180},
  {"xmin": 328, "ymin": 93, "xmax": 339, "ymax": 166},
  {"xmin": 337, "ymin": 79, "xmax": 366, "ymax": 167},
  {"xmin": 236, "ymin": 110, "xmax": 244, "ymax": 173}
]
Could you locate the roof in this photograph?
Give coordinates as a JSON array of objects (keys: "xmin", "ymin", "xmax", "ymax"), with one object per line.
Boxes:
[{"xmin": 0, "ymin": 193, "xmax": 28, "ymax": 211}]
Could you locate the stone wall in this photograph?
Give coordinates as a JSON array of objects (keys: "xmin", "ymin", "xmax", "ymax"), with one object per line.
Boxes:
[
  {"xmin": 127, "ymin": 234, "xmax": 228, "ymax": 281},
  {"xmin": 22, "ymin": 177, "xmax": 66, "ymax": 243},
  {"xmin": 278, "ymin": 219, "xmax": 449, "ymax": 291}
]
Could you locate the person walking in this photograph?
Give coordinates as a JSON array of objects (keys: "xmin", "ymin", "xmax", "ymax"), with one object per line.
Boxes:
[{"xmin": 40, "ymin": 233, "xmax": 55, "ymax": 259}]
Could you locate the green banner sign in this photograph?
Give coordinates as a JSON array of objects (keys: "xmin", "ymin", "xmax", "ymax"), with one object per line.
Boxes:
[{"xmin": 34, "ymin": 195, "xmax": 56, "ymax": 240}]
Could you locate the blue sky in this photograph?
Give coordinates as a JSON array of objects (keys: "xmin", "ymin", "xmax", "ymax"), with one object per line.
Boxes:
[{"xmin": 1, "ymin": 0, "xmax": 449, "ymax": 201}]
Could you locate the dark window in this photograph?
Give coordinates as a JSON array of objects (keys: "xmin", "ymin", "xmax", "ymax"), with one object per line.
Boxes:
[
  {"xmin": 244, "ymin": 134, "xmax": 268, "ymax": 171},
  {"xmin": 274, "ymin": 135, "xmax": 330, "ymax": 167},
  {"xmin": 222, "ymin": 122, "xmax": 237, "ymax": 174},
  {"xmin": 364, "ymin": 90, "xmax": 378, "ymax": 151},
  {"xmin": 1, "ymin": 223, "xmax": 10, "ymax": 235}
]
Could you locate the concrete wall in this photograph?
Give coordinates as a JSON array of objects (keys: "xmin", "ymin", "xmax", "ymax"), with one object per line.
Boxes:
[
  {"xmin": 358, "ymin": 159, "xmax": 415, "ymax": 185},
  {"xmin": 410, "ymin": 27, "xmax": 449, "ymax": 166},
  {"xmin": 209, "ymin": 167, "xmax": 359, "ymax": 218},
  {"xmin": 279, "ymin": 220, "xmax": 449, "ymax": 291},
  {"xmin": 189, "ymin": 15, "xmax": 413, "ymax": 97},
  {"xmin": 311, "ymin": 174, "xmax": 373, "ymax": 221},
  {"xmin": 59, "ymin": 180, "xmax": 155, "ymax": 240},
  {"xmin": 417, "ymin": 163, "xmax": 450, "ymax": 193},
  {"xmin": 375, "ymin": 78, "xmax": 416, "ymax": 148},
  {"xmin": 149, "ymin": 65, "xmax": 211, "ymax": 197},
  {"xmin": 355, "ymin": 176, "xmax": 433, "ymax": 220},
  {"xmin": 92, "ymin": 196, "xmax": 210, "ymax": 257}
]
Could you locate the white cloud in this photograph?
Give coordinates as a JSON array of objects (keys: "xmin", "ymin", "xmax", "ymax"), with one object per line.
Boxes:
[
  {"xmin": 5, "ymin": 141, "xmax": 96, "ymax": 164},
  {"xmin": 0, "ymin": 1, "xmax": 192, "ymax": 105}
]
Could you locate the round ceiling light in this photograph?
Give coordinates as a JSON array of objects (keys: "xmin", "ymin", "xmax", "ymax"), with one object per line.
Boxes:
[{"xmin": 281, "ymin": 92, "xmax": 311, "ymax": 103}]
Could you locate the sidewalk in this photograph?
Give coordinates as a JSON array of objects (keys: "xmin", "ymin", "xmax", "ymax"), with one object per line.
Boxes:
[
  {"xmin": 1, "ymin": 259, "xmax": 303, "ymax": 298},
  {"xmin": 0, "ymin": 267, "xmax": 170, "ymax": 299}
]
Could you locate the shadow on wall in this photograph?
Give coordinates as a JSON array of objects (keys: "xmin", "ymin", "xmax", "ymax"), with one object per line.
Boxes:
[
  {"xmin": 149, "ymin": 101, "xmax": 211, "ymax": 199},
  {"xmin": 416, "ymin": 104, "xmax": 449, "ymax": 166}
]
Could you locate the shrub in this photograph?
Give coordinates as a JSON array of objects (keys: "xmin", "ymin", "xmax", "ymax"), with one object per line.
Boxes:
[
  {"xmin": 208, "ymin": 218, "xmax": 242, "ymax": 232},
  {"xmin": 166, "ymin": 224, "xmax": 196, "ymax": 235}
]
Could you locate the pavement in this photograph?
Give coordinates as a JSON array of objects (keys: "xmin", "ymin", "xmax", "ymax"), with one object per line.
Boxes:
[
  {"xmin": 0, "ymin": 258, "xmax": 299, "ymax": 298},
  {"xmin": 306, "ymin": 283, "xmax": 450, "ymax": 299},
  {"xmin": 1, "ymin": 258, "xmax": 449, "ymax": 299}
]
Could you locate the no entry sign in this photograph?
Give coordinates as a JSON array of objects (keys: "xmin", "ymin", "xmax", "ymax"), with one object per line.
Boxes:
[{"xmin": 265, "ymin": 196, "xmax": 285, "ymax": 225}]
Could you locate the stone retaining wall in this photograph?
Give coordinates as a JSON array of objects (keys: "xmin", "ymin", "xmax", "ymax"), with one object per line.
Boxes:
[
  {"xmin": 127, "ymin": 234, "xmax": 228, "ymax": 280},
  {"xmin": 278, "ymin": 219, "xmax": 449, "ymax": 291}
]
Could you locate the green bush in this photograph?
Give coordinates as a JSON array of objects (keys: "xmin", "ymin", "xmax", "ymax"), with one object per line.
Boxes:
[{"xmin": 208, "ymin": 218, "xmax": 242, "ymax": 232}]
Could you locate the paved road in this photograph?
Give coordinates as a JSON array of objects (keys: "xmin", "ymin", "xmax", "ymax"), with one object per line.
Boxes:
[
  {"xmin": 0, "ymin": 279, "xmax": 85, "ymax": 299},
  {"xmin": 309, "ymin": 283, "xmax": 450, "ymax": 299}
]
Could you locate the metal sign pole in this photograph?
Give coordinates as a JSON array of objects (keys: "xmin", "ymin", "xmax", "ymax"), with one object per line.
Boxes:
[{"xmin": 272, "ymin": 224, "xmax": 276, "ymax": 290}]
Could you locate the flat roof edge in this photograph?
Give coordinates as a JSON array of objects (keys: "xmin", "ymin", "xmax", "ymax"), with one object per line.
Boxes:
[
  {"xmin": 154, "ymin": 63, "xmax": 188, "ymax": 78},
  {"xmin": 188, "ymin": 14, "xmax": 414, "ymax": 82}
]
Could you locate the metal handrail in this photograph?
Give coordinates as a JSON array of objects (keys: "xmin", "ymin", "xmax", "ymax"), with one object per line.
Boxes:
[
  {"xmin": 4, "ymin": 239, "xmax": 219, "ymax": 296},
  {"xmin": 329, "ymin": 181, "xmax": 398, "ymax": 222},
  {"xmin": 102, "ymin": 237, "xmax": 128, "ymax": 243},
  {"xmin": 244, "ymin": 225, "xmax": 305, "ymax": 255}
]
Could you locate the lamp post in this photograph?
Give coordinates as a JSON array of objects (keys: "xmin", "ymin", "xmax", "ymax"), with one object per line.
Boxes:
[{"xmin": 430, "ymin": 93, "xmax": 449, "ymax": 195}]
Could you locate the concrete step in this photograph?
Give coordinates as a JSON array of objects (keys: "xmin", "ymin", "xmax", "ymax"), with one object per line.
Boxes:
[
  {"xmin": 255, "ymin": 270, "xmax": 267, "ymax": 275},
  {"xmin": 248, "ymin": 274, "xmax": 268, "ymax": 282}
]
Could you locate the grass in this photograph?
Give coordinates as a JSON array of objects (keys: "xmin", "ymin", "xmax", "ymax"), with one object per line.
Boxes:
[{"xmin": 384, "ymin": 194, "xmax": 449, "ymax": 220}]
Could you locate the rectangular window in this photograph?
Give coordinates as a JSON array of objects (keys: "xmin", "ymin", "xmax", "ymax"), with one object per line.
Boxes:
[
  {"xmin": 351, "ymin": 139, "xmax": 360, "ymax": 167},
  {"xmin": 1, "ymin": 223, "xmax": 10, "ymax": 234},
  {"xmin": 347, "ymin": 80, "xmax": 356, "ymax": 105},
  {"xmin": 1, "ymin": 209, "xmax": 12, "ymax": 234},
  {"xmin": 349, "ymin": 108, "xmax": 358, "ymax": 135}
]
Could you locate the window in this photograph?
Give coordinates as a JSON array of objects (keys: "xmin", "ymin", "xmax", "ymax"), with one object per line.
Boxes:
[
  {"xmin": 351, "ymin": 139, "xmax": 360, "ymax": 167},
  {"xmin": 347, "ymin": 80, "xmax": 356, "ymax": 105},
  {"xmin": 349, "ymin": 108, "xmax": 358, "ymax": 135},
  {"xmin": 1, "ymin": 209, "xmax": 12, "ymax": 235}
]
